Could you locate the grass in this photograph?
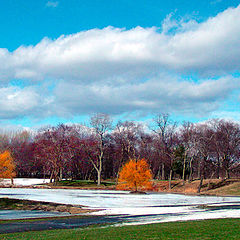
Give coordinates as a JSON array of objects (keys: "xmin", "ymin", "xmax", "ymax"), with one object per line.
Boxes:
[
  {"xmin": 154, "ymin": 179, "xmax": 240, "ymax": 196},
  {"xmin": 205, "ymin": 181, "xmax": 240, "ymax": 196},
  {"xmin": 55, "ymin": 180, "xmax": 115, "ymax": 187},
  {"xmin": 1, "ymin": 218, "xmax": 240, "ymax": 240}
]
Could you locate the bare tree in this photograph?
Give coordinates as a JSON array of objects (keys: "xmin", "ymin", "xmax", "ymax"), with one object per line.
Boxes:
[
  {"xmin": 180, "ymin": 122, "xmax": 199, "ymax": 183},
  {"xmin": 152, "ymin": 113, "xmax": 177, "ymax": 188},
  {"xmin": 211, "ymin": 119, "xmax": 240, "ymax": 179},
  {"xmin": 34, "ymin": 124, "xmax": 77, "ymax": 183},
  {"xmin": 89, "ymin": 113, "xmax": 112, "ymax": 185},
  {"xmin": 115, "ymin": 122, "xmax": 141, "ymax": 156},
  {"xmin": 194, "ymin": 124, "xmax": 215, "ymax": 192}
]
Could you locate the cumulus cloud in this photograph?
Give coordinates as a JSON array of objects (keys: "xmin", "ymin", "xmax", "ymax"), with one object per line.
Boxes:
[
  {"xmin": 0, "ymin": 4, "xmax": 239, "ymax": 83},
  {"xmin": 0, "ymin": 5, "xmax": 240, "ymax": 120}
]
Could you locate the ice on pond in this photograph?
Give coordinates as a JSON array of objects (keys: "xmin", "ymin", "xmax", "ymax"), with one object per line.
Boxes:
[
  {"xmin": 0, "ymin": 210, "xmax": 70, "ymax": 220},
  {"xmin": 0, "ymin": 188, "xmax": 240, "ymax": 224}
]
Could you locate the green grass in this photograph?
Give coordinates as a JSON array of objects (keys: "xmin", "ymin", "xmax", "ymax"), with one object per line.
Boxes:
[
  {"xmin": 56, "ymin": 180, "xmax": 115, "ymax": 187},
  {"xmin": 1, "ymin": 218, "xmax": 240, "ymax": 240}
]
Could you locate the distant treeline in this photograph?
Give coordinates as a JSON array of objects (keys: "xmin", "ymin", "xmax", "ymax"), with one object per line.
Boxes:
[{"xmin": 0, "ymin": 113, "xmax": 240, "ymax": 185}]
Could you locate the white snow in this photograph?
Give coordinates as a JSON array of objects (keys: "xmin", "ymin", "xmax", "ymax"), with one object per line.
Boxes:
[
  {"xmin": 0, "ymin": 188, "xmax": 240, "ymax": 224},
  {"xmin": 0, "ymin": 178, "xmax": 50, "ymax": 186}
]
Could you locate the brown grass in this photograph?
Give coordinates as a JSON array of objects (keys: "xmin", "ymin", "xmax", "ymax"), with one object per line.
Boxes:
[{"xmin": 153, "ymin": 178, "xmax": 240, "ymax": 196}]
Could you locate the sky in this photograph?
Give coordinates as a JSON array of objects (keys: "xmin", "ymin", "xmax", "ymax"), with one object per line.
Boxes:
[{"xmin": 1, "ymin": 0, "xmax": 240, "ymax": 130}]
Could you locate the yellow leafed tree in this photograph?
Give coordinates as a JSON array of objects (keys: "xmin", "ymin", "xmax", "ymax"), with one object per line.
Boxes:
[
  {"xmin": 117, "ymin": 159, "xmax": 153, "ymax": 192},
  {"xmin": 0, "ymin": 150, "xmax": 16, "ymax": 184}
]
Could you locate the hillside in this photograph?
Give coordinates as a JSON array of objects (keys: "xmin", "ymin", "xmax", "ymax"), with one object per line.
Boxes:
[{"xmin": 154, "ymin": 179, "xmax": 240, "ymax": 196}]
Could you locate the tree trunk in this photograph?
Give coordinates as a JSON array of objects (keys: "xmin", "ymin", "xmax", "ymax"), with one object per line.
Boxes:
[
  {"xmin": 97, "ymin": 142, "xmax": 103, "ymax": 186},
  {"xmin": 161, "ymin": 163, "xmax": 165, "ymax": 180},
  {"xmin": 50, "ymin": 170, "xmax": 54, "ymax": 183},
  {"xmin": 116, "ymin": 172, "xmax": 119, "ymax": 184},
  {"xmin": 11, "ymin": 177, "xmax": 14, "ymax": 185},
  {"xmin": 182, "ymin": 154, "xmax": 187, "ymax": 182},
  {"xmin": 207, "ymin": 171, "xmax": 215, "ymax": 190},
  {"xmin": 59, "ymin": 168, "xmax": 63, "ymax": 181},
  {"xmin": 197, "ymin": 160, "xmax": 201, "ymax": 179},
  {"xmin": 197, "ymin": 175, "xmax": 204, "ymax": 193},
  {"xmin": 169, "ymin": 169, "xmax": 172, "ymax": 189},
  {"xmin": 157, "ymin": 166, "xmax": 161, "ymax": 180},
  {"xmin": 53, "ymin": 169, "xmax": 58, "ymax": 185},
  {"xmin": 182, "ymin": 154, "xmax": 187, "ymax": 186},
  {"xmin": 225, "ymin": 169, "xmax": 230, "ymax": 179},
  {"xmin": 188, "ymin": 157, "xmax": 193, "ymax": 183},
  {"xmin": 217, "ymin": 157, "xmax": 220, "ymax": 179},
  {"xmin": 134, "ymin": 181, "xmax": 137, "ymax": 192},
  {"xmin": 97, "ymin": 169, "xmax": 101, "ymax": 186},
  {"xmin": 43, "ymin": 168, "xmax": 46, "ymax": 181}
]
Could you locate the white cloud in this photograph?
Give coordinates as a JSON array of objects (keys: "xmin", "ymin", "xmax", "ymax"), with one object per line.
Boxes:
[
  {"xmin": 0, "ymin": 87, "xmax": 38, "ymax": 118},
  {"xmin": 210, "ymin": 111, "xmax": 240, "ymax": 121},
  {"xmin": 161, "ymin": 12, "xmax": 198, "ymax": 34},
  {"xmin": 0, "ymin": 86, "xmax": 53, "ymax": 119},
  {"xmin": 0, "ymin": 5, "xmax": 240, "ymax": 120},
  {"xmin": 0, "ymin": 5, "xmax": 239, "ymax": 82},
  {"xmin": 46, "ymin": 1, "xmax": 59, "ymax": 8},
  {"xmin": 52, "ymin": 75, "xmax": 239, "ymax": 117}
]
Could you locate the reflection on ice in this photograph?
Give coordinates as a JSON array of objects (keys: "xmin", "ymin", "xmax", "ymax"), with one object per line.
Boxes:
[
  {"xmin": 0, "ymin": 210, "xmax": 70, "ymax": 220},
  {"xmin": 0, "ymin": 188, "xmax": 240, "ymax": 224},
  {"xmin": 115, "ymin": 209, "xmax": 240, "ymax": 226}
]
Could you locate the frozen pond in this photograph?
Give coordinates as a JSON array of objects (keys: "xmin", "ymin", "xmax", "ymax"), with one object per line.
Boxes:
[
  {"xmin": 0, "ymin": 210, "xmax": 70, "ymax": 220},
  {"xmin": 0, "ymin": 188, "xmax": 240, "ymax": 224}
]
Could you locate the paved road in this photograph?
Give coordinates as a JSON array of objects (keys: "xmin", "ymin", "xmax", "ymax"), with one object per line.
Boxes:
[{"xmin": 0, "ymin": 215, "xmax": 126, "ymax": 234}]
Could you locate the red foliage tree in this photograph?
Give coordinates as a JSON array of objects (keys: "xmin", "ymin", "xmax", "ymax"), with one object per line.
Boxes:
[{"xmin": 34, "ymin": 124, "xmax": 78, "ymax": 182}]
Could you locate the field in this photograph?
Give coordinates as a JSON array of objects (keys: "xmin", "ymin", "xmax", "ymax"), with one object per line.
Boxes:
[
  {"xmin": 53, "ymin": 180, "xmax": 116, "ymax": 189},
  {"xmin": 1, "ymin": 218, "xmax": 240, "ymax": 240}
]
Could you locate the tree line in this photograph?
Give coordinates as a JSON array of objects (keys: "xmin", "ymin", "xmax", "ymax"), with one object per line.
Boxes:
[{"xmin": 0, "ymin": 113, "xmax": 240, "ymax": 185}]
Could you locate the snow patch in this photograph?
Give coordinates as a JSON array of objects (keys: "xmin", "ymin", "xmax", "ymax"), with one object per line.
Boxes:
[{"xmin": 0, "ymin": 178, "xmax": 50, "ymax": 186}]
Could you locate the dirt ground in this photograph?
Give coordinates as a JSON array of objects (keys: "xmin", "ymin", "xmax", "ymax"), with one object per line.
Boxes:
[{"xmin": 0, "ymin": 198, "xmax": 96, "ymax": 214}]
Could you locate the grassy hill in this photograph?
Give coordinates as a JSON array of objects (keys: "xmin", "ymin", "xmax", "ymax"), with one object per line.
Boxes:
[{"xmin": 154, "ymin": 178, "xmax": 240, "ymax": 196}]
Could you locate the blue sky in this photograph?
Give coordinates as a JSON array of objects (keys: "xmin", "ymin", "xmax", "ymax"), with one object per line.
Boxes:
[{"xmin": 1, "ymin": 0, "xmax": 240, "ymax": 129}]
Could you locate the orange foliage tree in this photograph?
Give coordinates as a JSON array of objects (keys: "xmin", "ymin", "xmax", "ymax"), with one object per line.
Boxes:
[
  {"xmin": 117, "ymin": 159, "xmax": 153, "ymax": 192},
  {"xmin": 0, "ymin": 150, "xmax": 16, "ymax": 184}
]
